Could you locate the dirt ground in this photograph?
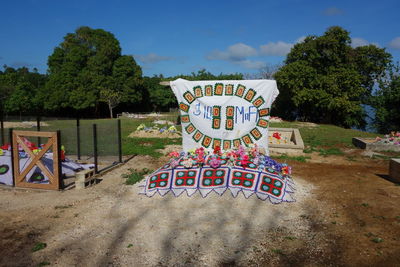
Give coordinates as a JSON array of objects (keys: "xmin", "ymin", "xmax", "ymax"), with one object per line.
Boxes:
[{"xmin": 0, "ymin": 149, "xmax": 399, "ymax": 266}]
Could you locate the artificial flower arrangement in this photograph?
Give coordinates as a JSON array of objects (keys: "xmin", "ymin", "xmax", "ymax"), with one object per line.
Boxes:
[
  {"xmin": 269, "ymin": 131, "xmax": 289, "ymax": 145},
  {"xmin": 374, "ymin": 131, "xmax": 400, "ymax": 146},
  {"xmin": 136, "ymin": 123, "xmax": 177, "ymax": 134},
  {"xmin": 167, "ymin": 144, "xmax": 291, "ymax": 176}
]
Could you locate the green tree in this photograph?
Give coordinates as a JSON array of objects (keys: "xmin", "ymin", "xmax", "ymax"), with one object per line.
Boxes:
[
  {"xmin": 140, "ymin": 69, "xmax": 243, "ymax": 112},
  {"xmin": 143, "ymin": 75, "xmax": 176, "ymax": 111},
  {"xmin": 274, "ymin": 26, "xmax": 392, "ymax": 128},
  {"xmin": 171, "ymin": 69, "xmax": 243, "ymax": 81},
  {"xmin": 0, "ymin": 66, "xmax": 47, "ymax": 117},
  {"xmin": 371, "ymin": 63, "xmax": 400, "ymax": 132},
  {"xmin": 46, "ymin": 26, "xmax": 142, "ymax": 117}
]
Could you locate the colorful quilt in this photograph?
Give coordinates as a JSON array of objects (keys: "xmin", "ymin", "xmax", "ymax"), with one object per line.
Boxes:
[{"xmin": 139, "ymin": 154, "xmax": 295, "ymax": 204}]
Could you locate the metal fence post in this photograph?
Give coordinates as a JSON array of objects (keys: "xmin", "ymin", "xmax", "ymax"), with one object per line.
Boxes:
[
  {"xmin": 36, "ymin": 116, "xmax": 41, "ymax": 146},
  {"xmin": 117, "ymin": 119, "xmax": 122, "ymax": 163},
  {"xmin": 1, "ymin": 115, "xmax": 4, "ymax": 145},
  {"xmin": 57, "ymin": 130, "xmax": 63, "ymax": 189},
  {"xmin": 77, "ymin": 117, "xmax": 81, "ymax": 160},
  {"xmin": 9, "ymin": 128, "xmax": 15, "ymax": 187},
  {"xmin": 93, "ymin": 124, "xmax": 98, "ymax": 174}
]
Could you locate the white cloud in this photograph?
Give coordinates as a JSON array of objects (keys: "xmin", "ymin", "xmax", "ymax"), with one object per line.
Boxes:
[
  {"xmin": 295, "ymin": 36, "xmax": 306, "ymax": 44},
  {"xmin": 134, "ymin": 53, "xmax": 172, "ymax": 64},
  {"xmin": 206, "ymin": 43, "xmax": 257, "ymax": 61},
  {"xmin": 323, "ymin": 7, "xmax": 344, "ymax": 16},
  {"xmin": 389, "ymin": 37, "xmax": 400, "ymax": 49},
  {"xmin": 237, "ymin": 60, "xmax": 266, "ymax": 69},
  {"xmin": 259, "ymin": 41, "xmax": 293, "ymax": 56},
  {"xmin": 351, "ymin": 37, "xmax": 380, "ymax": 48},
  {"xmin": 351, "ymin": 37, "xmax": 369, "ymax": 48},
  {"xmin": 206, "ymin": 37, "xmax": 303, "ymax": 69}
]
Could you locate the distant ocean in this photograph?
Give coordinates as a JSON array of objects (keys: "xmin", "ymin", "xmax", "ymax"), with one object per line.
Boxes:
[{"xmin": 360, "ymin": 104, "xmax": 377, "ymax": 133}]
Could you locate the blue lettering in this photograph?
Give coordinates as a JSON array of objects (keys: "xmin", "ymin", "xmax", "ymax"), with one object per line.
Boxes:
[
  {"xmin": 193, "ymin": 103, "xmax": 201, "ymax": 116},
  {"xmin": 206, "ymin": 106, "xmax": 212, "ymax": 119},
  {"xmin": 235, "ymin": 106, "xmax": 245, "ymax": 124},
  {"xmin": 248, "ymin": 106, "xmax": 258, "ymax": 121}
]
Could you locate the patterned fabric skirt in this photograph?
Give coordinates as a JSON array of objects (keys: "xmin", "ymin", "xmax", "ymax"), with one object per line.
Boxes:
[{"xmin": 139, "ymin": 156, "xmax": 295, "ymax": 204}]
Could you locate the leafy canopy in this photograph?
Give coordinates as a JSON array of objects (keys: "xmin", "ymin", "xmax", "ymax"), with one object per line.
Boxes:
[
  {"xmin": 45, "ymin": 26, "xmax": 142, "ymax": 116},
  {"xmin": 274, "ymin": 26, "xmax": 392, "ymax": 128},
  {"xmin": 371, "ymin": 63, "xmax": 400, "ymax": 132},
  {"xmin": 0, "ymin": 66, "xmax": 47, "ymax": 116}
]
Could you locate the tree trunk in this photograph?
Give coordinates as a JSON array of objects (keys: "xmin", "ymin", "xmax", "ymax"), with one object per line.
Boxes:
[{"xmin": 108, "ymin": 101, "xmax": 113, "ymax": 118}]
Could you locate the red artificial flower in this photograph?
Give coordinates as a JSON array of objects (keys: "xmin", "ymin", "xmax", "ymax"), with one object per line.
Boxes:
[
  {"xmin": 168, "ymin": 151, "xmax": 180, "ymax": 158},
  {"xmin": 213, "ymin": 145, "xmax": 221, "ymax": 155},
  {"xmin": 240, "ymin": 155, "xmax": 250, "ymax": 168},
  {"xmin": 272, "ymin": 132, "xmax": 281, "ymax": 140},
  {"xmin": 1, "ymin": 144, "xmax": 9, "ymax": 150}
]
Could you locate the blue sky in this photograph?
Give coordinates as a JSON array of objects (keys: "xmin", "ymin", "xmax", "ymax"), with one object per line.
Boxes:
[{"xmin": 1, "ymin": 0, "xmax": 399, "ymax": 77}]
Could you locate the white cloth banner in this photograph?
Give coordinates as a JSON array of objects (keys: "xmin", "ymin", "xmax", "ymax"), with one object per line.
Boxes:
[{"xmin": 170, "ymin": 79, "xmax": 279, "ymax": 153}]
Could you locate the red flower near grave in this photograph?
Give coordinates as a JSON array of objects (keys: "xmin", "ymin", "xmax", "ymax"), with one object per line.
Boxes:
[
  {"xmin": 168, "ymin": 151, "xmax": 180, "ymax": 158},
  {"xmin": 241, "ymin": 155, "xmax": 250, "ymax": 168},
  {"xmin": 213, "ymin": 145, "xmax": 221, "ymax": 155},
  {"xmin": 272, "ymin": 132, "xmax": 281, "ymax": 140}
]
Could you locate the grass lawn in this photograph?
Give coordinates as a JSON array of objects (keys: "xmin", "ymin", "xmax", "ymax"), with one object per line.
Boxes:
[{"xmin": 270, "ymin": 121, "xmax": 380, "ymax": 148}]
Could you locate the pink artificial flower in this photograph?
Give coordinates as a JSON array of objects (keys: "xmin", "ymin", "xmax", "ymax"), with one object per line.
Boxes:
[
  {"xmin": 251, "ymin": 144, "xmax": 259, "ymax": 158},
  {"xmin": 253, "ymin": 156, "xmax": 260, "ymax": 165},
  {"xmin": 170, "ymin": 159, "xmax": 179, "ymax": 168},
  {"xmin": 236, "ymin": 145, "xmax": 246, "ymax": 159},
  {"xmin": 195, "ymin": 147, "xmax": 205, "ymax": 155},
  {"xmin": 168, "ymin": 151, "xmax": 180, "ymax": 158},
  {"xmin": 209, "ymin": 157, "xmax": 221, "ymax": 169}
]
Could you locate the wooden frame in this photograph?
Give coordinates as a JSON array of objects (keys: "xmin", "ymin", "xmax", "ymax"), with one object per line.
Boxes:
[{"xmin": 13, "ymin": 130, "xmax": 61, "ymax": 190}]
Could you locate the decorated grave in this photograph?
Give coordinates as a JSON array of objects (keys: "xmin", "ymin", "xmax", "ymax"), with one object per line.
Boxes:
[
  {"xmin": 353, "ymin": 131, "xmax": 400, "ymax": 152},
  {"xmin": 0, "ymin": 139, "xmax": 93, "ymax": 186},
  {"xmin": 139, "ymin": 79, "xmax": 295, "ymax": 203},
  {"xmin": 129, "ymin": 124, "xmax": 180, "ymax": 138},
  {"xmin": 269, "ymin": 128, "xmax": 305, "ymax": 155}
]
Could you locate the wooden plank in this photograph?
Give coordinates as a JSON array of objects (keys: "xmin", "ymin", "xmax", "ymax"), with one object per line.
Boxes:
[
  {"xmin": 12, "ymin": 133, "xmax": 20, "ymax": 182},
  {"xmin": 13, "ymin": 130, "xmax": 54, "ymax": 138},
  {"xmin": 16, "ymin": 181, "xmax": 58, "ymax": 190},
  {"xmin": 17, "ymin": 136, "xmax": 55, "ymax": 182},
  {"xmin": 13, "ymin": 131, "xmax": 60, "ymax": 190},
  {"xmin": 53, "ymin": 131, "xmax": 60, "ymax": 190}
]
